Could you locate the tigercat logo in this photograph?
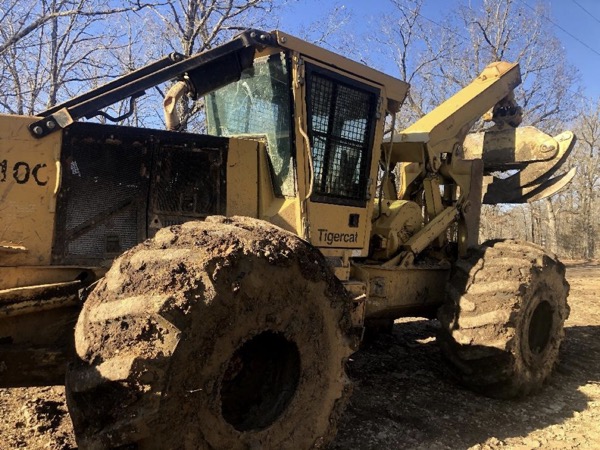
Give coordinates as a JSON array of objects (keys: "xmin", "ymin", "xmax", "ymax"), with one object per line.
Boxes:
[{"xmin": 317, "ymin": 228, "xmax": 359, "ymax": 246}]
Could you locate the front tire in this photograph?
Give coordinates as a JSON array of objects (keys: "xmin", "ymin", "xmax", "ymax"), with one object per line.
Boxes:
[
  {"xmin": 438, "ymin": 240, "xmax": 569, "ymax": 398},
  {"xmin": 66, "ymin": 217, "xmax": 354, "ymax": 449}
]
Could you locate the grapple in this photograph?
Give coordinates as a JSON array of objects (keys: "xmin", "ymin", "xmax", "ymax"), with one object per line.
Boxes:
[{"xmin": 463, "ymin": 126, "xmax": 576, "ymax": 204}]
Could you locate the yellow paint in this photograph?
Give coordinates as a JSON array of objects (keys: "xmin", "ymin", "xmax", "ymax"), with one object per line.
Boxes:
[
  {"xmin": 226, "ymin": 138, "xmax": 259, "ymax": 217},
  {"xmin": 0, "ymin": 115, "xmax": 61, "ymax": 267}
]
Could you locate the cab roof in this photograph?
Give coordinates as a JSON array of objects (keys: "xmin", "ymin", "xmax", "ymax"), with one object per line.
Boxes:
[{"xmin": 270, "ymin": 30, "xmax": 409, "ymax": 113}]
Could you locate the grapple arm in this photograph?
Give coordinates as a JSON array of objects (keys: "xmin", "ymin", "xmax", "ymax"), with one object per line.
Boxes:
[
  {"xmin": 379, "ymin": 60, "xmax": 575, "ymax": 260},
  {"xmin": 463, "ymin": 126, "xmax": 576, "ymax": 203},
  {"xmin": 384, "ymin": 61, "xmax": 575, "ymax": 205}
]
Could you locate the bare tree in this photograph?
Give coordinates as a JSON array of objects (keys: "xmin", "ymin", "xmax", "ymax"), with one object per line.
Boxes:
[
  {"xmin": 565, "ymin": 99, "xmax": 600, "ymax": 259},
  {"xmin": 370, "ymin": 0, "xmax": 580, "ymax": 128},
  {"xmin": 142, "ymin": 0, "xmax": 275, "ymax": 130},
  {"xmin": 0, "ymin": 0, "xmax": 158, "ymax": 115},
  {"xmin": 368, "ymin": 0, "xmax": 459, "ymax": 125},
  {"xmin": 291, "ymin": 3, "xmax": 354, "ymax": 57},
  {"xmin": 0, "ymin": 0, "xmax": 274, "ymax": 127},
  {"xmin": 371, "ymin": 0, "xmax": 583, "ymax": 252},
  {"xmin": 150, "ymin": 0, "xmax": 273, "ymax": 56},
  {"xmin": 0, "ymin": 0, "xmax": 155, "ymax": 56},
  {"xmin": 441, "ymin": 0, "xmax": 580, "ymax": 129}
]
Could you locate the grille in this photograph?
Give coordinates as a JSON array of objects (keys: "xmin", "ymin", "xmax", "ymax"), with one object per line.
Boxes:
[
  {"xmin": 150, "ymin": 146, "xmax": 226, "ymax": 227},
  {"xmin": 54, "ymin": 124, "xmax": 149, "ymax": 265},
  {"xmin": 53, "ymin": 123, "xmax": 228, "ymax": 265},
  {"xmin": 308, "ymin": 71, "xmax": 376, "ymax": 204}
]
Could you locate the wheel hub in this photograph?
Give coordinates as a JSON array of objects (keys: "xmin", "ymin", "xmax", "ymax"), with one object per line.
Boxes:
[
  {"xmin": 528, "ymin": 300, "xmax": 553, "ymax": 355},
  {"xmin": 220, "ymin": 331, "xmax": 301, "ymax": 431}
]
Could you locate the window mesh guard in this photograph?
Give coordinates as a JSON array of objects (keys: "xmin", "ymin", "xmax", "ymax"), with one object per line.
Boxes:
[{"xmin": 308, "ymin": 72, "xmax": 376, "ymax": 204}]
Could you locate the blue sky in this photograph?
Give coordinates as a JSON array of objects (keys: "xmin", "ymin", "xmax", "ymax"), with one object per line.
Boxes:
[
  {"xmin": 278, "ymin": 0, "xmax": 600, "ymax": 99},
  {"xmin": 547, "ymin": 0, "xmax": 600, "ymax": 98}
]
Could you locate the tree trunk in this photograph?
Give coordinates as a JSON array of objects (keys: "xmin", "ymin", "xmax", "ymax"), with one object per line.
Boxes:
[{"xmin": 544, "ymin": 198, "xmax": 558, "ymax": 254}]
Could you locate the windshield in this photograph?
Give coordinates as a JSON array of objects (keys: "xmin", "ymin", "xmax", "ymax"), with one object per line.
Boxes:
[{"xmin": 205, "ymin": 52, "xmax": 294, "ymax": 196}]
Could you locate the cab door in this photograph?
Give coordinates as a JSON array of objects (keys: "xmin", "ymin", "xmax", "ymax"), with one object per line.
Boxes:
[{"xmin": 299, "ymin": 61, "xmax": 381, "ymax": 256}]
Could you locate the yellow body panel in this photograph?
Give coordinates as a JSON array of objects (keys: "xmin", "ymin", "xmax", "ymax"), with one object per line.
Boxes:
[
  {"xmin": 352, "ymin": 263, "xmax": 448, "ymax": 319},
  {"xmin": 0, "ymin": 115, "xmax": 61, "ymax": 266},
  {"xmin": 260, "ymin": 198, "xmax": 300, "ymax": 234},
  {"xmin": 226, "ymin": 138, "xmax": 259, "ymax": 217},
  {"xmin": 306, "ymin": 202, "xmax": 368, "ymax": 250},
  {"xmin": 253, "ymin": 141, "xmax": 300, "ymax": 235}
]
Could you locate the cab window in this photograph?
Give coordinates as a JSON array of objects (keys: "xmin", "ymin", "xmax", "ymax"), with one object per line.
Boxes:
[
  {"xmin": 206, "ymin": 53, "xmax": 295, "ymax": 197},
  {"xmin": 306, "ymin": 64, "xmax": 379, "ymax": 206}
]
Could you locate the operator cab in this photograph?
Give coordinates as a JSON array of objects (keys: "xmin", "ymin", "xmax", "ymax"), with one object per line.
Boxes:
[{"xmin": 205, "ymin": 31, "xmax": 409, "ymax": 255}]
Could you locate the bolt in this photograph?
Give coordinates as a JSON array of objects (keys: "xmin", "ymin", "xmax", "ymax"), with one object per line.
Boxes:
[
  {"xmin": 32, "ymin": 126, "xmax": 43, "ymax": 135},
  {"xmin": 280, "ymin": 36, "xmax": 287, "ymax": 44},
  {"xmin": 46, "ymin": 120, "xmax": 55, "ymax": 129}
]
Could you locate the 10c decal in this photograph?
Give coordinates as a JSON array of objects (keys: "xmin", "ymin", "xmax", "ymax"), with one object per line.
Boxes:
[{"xmin": 0, "ymin": 160, "xmax": 48, "ymax": 186}]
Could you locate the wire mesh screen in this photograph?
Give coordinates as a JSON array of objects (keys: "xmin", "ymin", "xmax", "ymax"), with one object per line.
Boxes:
[
  {"xmin": 54, "ymin": 123, "xmax": 228, "ymax": 265},
  {"xmin": 54, "ymin": 123, "xmax": 150, "ymax": 265},
  {"xmin": 308, "ymin": 70, "xmax": 377, "ymax": 205},
  {"xmin": 151, "ymin": 145, "xmax": 226, "ymax": 227}
]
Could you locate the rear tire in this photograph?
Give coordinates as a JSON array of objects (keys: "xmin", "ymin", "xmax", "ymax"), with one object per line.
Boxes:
[
  {"xmin": 438, "ymin": 240, "xmax": 569, "ymax": 398},
  {"xmin": 66, "ymin": 216, "xmax": 354, "ymax": 449}
]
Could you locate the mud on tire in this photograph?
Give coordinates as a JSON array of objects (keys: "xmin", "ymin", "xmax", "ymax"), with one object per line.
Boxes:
[
  {"xmin": 438, "ymin": 240, "xmax": 570, "ymax": 399},
  {"xmin": 65, "ymin": 216, "xmax": 354, "ymax": 449}
]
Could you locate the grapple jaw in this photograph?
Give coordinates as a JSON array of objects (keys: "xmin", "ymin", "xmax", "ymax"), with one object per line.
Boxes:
[{"xmin": 462, "ymin": 126, "xmax": 576, "ymax": 204}]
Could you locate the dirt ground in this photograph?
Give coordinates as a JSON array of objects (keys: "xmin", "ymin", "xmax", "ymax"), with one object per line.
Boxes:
[{"xmin": 1, "ymin": 262, "xmax": 598, "ymax": 450}]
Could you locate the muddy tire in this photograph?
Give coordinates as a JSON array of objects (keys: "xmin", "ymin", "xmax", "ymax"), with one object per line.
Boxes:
[
  {"xmin": 438, "ymin": 240, "xmax": 569, "ymax": 399},
  {"xmin": 65, "ymin": 216, "xmax": 354, "ymax": 450}
]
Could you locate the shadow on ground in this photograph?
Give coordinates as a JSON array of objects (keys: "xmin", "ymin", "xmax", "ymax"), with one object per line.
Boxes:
[{"xmin": 329, "ymin": 319, "xmax": 600, "ymax": 450}]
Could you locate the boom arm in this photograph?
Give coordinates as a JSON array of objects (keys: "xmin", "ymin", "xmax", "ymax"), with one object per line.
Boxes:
[
  {"xmin": 389, "ymin": 62, "xmax": 522, "ymax": 173},
  {"xmin": 379, "ymin": 61, "xmax": 575, "ymax": 263},
  {"xmin": 384, "ymin": 61, "xmax": 575, "ymax": 205},
  {"xmin": 28, "ymin": 30, "xmax": 275, "ymax": 139}
]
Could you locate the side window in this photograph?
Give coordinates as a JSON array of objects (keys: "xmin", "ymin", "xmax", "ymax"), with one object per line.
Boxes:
[
  {"xmin": 306, "ymin": 65, "xmax": 379, "ymax": 206},
  {"xmin": 206, "ymin": 53, "xmax": 295, "ymax": 197}
]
